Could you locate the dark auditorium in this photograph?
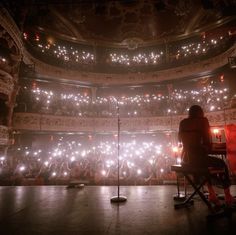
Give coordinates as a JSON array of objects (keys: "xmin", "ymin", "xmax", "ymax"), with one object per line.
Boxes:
[{"xmin": 0, "ymin": 0, "xmax": 236, "ymax": 234}]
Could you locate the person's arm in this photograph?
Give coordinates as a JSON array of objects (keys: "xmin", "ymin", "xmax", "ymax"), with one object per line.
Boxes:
[
  {"xmin": 202, "ymin": 118, "xmax": 212, "ymax": 152},
  {"xmin": 178, "ymin": 120, "xmax": 183, "ymax": 143}
]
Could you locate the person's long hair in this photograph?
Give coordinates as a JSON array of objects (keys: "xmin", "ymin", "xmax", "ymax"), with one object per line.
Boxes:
[{"xmin": 188, "ymin": 105, "xmax": 204, "ymax": 118}]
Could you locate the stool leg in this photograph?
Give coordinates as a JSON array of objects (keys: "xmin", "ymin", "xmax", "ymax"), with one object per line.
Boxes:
[
  {"xmin": 174, "ymin": 174, "xmax": 186, "ymax": 201},
  {"xmin": 184, "ymin": 175, "xmax": 214, "ymax": 211},
  {"xmin": 177, "ymin": 175, "xmax": 180, "ymax": 196},
  {"xmin": 184, "ymin": 176, "xmax": 187, "ymax": 197}
]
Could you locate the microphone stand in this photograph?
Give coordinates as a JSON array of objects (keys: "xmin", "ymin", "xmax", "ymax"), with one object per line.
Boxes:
[{"xmin": 110, "ymin": 100, "xmax": 127, "ymax": 203}]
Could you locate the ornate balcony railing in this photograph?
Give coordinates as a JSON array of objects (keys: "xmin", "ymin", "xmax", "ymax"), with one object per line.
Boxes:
[
  {"xmin": 0, "ymin": 69, "xmax": 14, "ymax": 97},
  {"xmin": 23, "ymin": 42, "xmax": 236, "ymax": 85},
  {"xmin": 0, "ymin": 125, "xmax": 9, "ymax": 145},
  {"xmin": 1, "ymin": 7, "xmax": 236, "ymax": 86},
  {"xmin": 13, "ymin": 108, "xmax": 236, "ymax": 133}
]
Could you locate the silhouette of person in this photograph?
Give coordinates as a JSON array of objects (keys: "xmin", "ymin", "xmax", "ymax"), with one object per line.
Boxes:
[{"xmin": 178, "ymin": 105, "xmax": 235, "ymax": 207}]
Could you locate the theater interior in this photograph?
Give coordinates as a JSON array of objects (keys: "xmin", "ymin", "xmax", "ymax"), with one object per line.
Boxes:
[{"xmin": 0, "ymin": 0, "xmax": 236, "ymax": 234}]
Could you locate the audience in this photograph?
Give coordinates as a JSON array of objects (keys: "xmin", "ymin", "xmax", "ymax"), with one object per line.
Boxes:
[
  {"xmin": 15, "ymin": 78, "xmax": 231, "ymax": 118},
  {"xmin": 23, "ymin": 30, "xmax": 234, "ymax": 72},
  {"xmin": 0, "ymin": 134, "xmax": 178, "ymax": 185}
]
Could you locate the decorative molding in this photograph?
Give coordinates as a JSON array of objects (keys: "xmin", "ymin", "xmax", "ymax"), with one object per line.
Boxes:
[
  {"xmin": 0, "ymin": 7, "xmax": 235, "ymax": 86},
  {"xmin": 13, "ymin": 108, "xmax": 236, "ymax": 133},
  {"xmin": 0, "ymin": 8, "xmax": 24, "ymax": 56},
  {"xmin": 0, "ymin": 125, "xmax": 9, "ymax": 145},
  {"xmin": 0, "ymin": 69, "xmax": 14, "ymax": 98},
  {"xmin": 1, "ymin": 7, "xmax": 235, "ymax": 86}
]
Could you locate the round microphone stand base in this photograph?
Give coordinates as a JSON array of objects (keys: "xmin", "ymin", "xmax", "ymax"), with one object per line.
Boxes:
[{"xmin": 110, "ymin": 196, "xmax": 127, "ymax": 203}]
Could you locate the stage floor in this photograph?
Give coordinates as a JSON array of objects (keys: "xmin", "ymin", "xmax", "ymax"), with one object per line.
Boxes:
[{"xmin": 0, "ymin": 185, "xmax": 236, "ymax": 235}]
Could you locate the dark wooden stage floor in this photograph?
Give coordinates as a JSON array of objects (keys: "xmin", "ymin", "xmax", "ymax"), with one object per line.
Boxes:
[{"xmin": 0, "ymin": 185, "xmax": 236, "ymax": 235}]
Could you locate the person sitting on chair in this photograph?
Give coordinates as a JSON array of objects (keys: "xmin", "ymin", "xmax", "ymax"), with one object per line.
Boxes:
[{"xmin": 178, "ymin": 105, "xmax": 235, "ymax": 207}]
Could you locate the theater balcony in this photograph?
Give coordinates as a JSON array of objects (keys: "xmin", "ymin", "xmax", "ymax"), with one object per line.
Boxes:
[
  {"xmin": 1, "ymin": 0, "xmax": 234, "ymax": 85},
  {"xmin": 12, "ymin": 108, "xmax": 236, "ymax": 133}
]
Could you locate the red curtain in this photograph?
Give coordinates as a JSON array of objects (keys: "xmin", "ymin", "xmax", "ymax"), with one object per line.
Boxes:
[{"xmin": 225, "ymin": 124, "xmax": 236, "ymax": 174}]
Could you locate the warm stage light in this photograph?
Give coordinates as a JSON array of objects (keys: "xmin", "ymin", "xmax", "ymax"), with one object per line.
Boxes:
[
  {"xmin": 47, "ymin": 37, "xmax": 55, "ymax": 45},
  {"xmin": 220, "ymin": 74, "xmax": 224, "ymax": 82},
  {"xmin": 212, "ymin": 128, "xmax": 219, "ymax": 134},
  {"xmin": 212, "ymin": 128, "xmax": 222, "ymax": 142},
  {"xmin": 23, "ymin": 32, "xmax": 28, "ymax": 40}
]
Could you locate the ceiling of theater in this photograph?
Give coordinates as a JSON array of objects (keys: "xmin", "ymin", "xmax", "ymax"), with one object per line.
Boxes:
[{"xmin": 4, "ymin": 0, "xmax": 236, "ymax": 47}]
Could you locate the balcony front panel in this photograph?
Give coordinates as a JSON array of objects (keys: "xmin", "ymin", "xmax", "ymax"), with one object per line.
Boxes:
[
  {"xmin": 23, "ymin": 43, "xmax": 236, "ymax": 86},
  {"xmin": 13, "ymin": 108, "xmax": 236, "ymax": 133}
]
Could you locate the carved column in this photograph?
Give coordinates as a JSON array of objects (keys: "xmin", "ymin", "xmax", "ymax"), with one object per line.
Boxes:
[{"xmin": 0, "ymin": 10, "xmax": 23, "ymax": 160}]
